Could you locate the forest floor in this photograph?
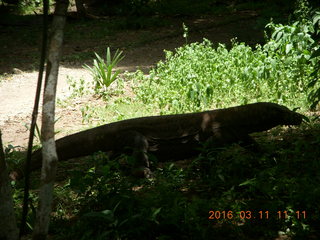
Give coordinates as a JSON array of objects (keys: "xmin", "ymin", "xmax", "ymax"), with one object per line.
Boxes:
[{"xmin": 0, "ymin": 10, "xmax": 263, "ymax": 147}]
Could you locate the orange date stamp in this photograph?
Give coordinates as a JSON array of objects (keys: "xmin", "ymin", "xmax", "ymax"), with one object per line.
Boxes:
[{"xmin": 208, "ymin": 210, "xmax": 307, "ymax": 220}]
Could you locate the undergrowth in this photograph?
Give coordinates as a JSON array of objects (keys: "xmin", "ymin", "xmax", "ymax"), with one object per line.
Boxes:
[
  {"xmin": 134, "ymin": 13, "xmax": 319, "ymax": 113},
  {"xmin": 49, "ymin": 121, "xmax": 320, "ymax": 240}
]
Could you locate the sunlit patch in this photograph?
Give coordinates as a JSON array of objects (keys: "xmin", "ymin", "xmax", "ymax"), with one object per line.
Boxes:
[{"xmin": 201, "ymin": 113, "xmax": 212, "ymax": 130}]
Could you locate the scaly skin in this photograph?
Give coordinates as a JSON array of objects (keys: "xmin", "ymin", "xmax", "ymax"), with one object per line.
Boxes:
[{"xmin": 10, "ymin": 102, "xmax": 304, "ymax": 180}]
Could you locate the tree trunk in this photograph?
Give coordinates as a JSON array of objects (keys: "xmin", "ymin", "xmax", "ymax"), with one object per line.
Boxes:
[
  {"xmin": 32, "ymin": 1, "xmax": 69, "ymax": 240},
  {"xmin": 0, "ymin": 131, "xmax": 19, "ymax": 240}
]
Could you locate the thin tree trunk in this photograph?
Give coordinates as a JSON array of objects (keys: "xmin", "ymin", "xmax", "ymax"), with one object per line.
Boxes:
[
  {"xmin": 0, "ymin": 131, "xmax": 19, "ymax": 240},
  {"xmin": 32, "ymin": 1, "xmax": 69, "ymax": 240},
  {"xmin": 19, "ymin": 0, "xmax": 49, "ymax": 236}
]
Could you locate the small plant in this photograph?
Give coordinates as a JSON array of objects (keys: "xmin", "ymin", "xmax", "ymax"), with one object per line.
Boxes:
[
  {"xmin": 182, "ymin": 22, "xmax": 189, "ymax": 44},
  {"xmin": 23, "ymin": 119, "xmax": 61, "ymax": 145},
  {"xmin": 80, "ymin": 104, "xmax": 96, "ymax": 124},
  {"xmin": 84, "ymin": 47, "xmax": 124, "ymax": 97},
  {"xmin": 67, "ymin": 76, "xmax": 92, "ymax": 98}
]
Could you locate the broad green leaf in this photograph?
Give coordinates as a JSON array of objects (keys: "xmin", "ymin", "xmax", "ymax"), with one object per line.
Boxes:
[
  {"xmin": 313, "ymin": 12, "xmax": 320, "ymax": 26},
  {"xmin": 285, "ymin": 43, "xmax": 293, "ymax": 54}
]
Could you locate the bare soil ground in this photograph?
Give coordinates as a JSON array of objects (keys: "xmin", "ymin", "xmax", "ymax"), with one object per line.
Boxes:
[{"xmin": 0, "ymin": 11, "xmax": 263, "ymax": 147}]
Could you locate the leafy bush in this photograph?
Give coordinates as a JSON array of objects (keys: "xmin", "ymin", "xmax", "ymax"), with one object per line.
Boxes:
[
  {"xmin": 135, "ymin": 40, "xmax": 311, "ymax": 114},
  {"xmin": 134, "ymin": 5, "xmax": 319, "ymax": 113},
  {"xmin": 265, "ymin": 0, "xmax": 320, "ymax": 109},
  {"xmin": 308, "ymin": 10, "xmax": 320, "ymax": 109}
]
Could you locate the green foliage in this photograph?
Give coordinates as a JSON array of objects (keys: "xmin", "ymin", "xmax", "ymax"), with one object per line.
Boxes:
[
  {"xmin": 3, "ymin": 144, "xmax": 25, "ymax": 170},
  {"xmin": 265, "ymin": 0, "xmax": 320, "ymax": 109},
  {"xmin": 134, "ymin": 6, "xmax": 320, "ymax": 113},
  {"xmin": 6, "ymin": 149, "xmax": 39, "ymax": 233},
  {"xmin": 308, "ymin": 10, "xmax": 320, "ymax": 109},
  {"xmin": 135, "ymin": 42, "xmax": 300, "ymax": 114},
  {"xmin": 16, "ymin": 0, "xmax": 42, "ymax": 14},
  {"xmin": 84, "ymin": 48, "xmax": 124, "ymax": 97},
  {"xmin": 66, "ymin": 76, "xmax": 91, "ymax": 98}
]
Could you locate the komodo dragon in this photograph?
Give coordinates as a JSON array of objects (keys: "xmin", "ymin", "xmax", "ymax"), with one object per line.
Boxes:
[{"xmin": 10, "ymin": 102, "xmax": 304, "ymax": 180}]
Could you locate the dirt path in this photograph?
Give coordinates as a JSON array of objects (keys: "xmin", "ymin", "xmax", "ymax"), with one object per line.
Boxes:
[
  {"xmin": 0, "ymin": 67, "xmax": 91, "ymax": 124},
  {"xmin": 0, "ymin": 67, "xmax": 92, "ymax": 146}
]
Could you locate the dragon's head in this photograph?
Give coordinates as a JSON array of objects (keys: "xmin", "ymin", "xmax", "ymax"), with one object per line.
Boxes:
[
  {"xmin": 283, "ymin": 110, "xmax": 305, "ymax": 125},
  {"xmin": 269, "ymin": 103, "xmax": 305, "ymax": 126}
]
